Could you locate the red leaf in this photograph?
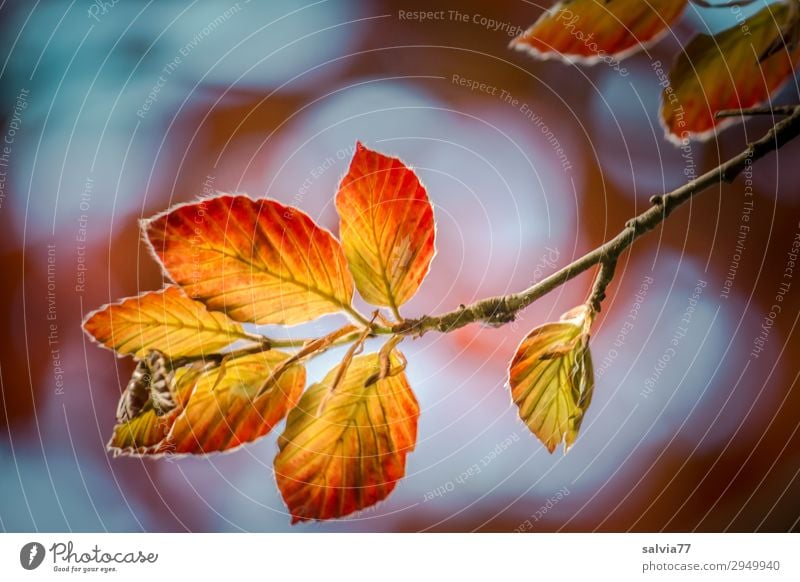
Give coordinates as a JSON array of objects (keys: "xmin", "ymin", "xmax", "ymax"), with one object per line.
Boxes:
[
  {"xmin": 274, "ymin": 352, "xmax": 418, "ymax": 522},
  {"xmin": 511, "ymin": 0, "xmax": 687, "ymax": 64},
  {"xmin": 661, "ymin": 2, "xmax": 800, "ymax": 142},
  {"xmin": 108, "ymin": 351, "xmax": 305, "ymax": 456},
  {"xmin": 336, "ymin": 142, "xmax": 435, "ymax": 313},
  {"xmin": 144, "ymin": 195, "xmax": 354, "ymax": 326}
]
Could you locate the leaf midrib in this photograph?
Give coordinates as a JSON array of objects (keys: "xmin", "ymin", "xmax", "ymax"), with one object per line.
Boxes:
[{"xmin": 185, "ymin": 211, "xmax": 351, "ymax": 314}]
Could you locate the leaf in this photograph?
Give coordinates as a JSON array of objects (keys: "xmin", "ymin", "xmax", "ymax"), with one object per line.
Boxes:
[
  {"xmin": 83, "ymin": 286, "xmax": 248, "ymax": 358},
  {"xmin": 110, "ymin": 409, "xmax": 178, "ymax": 453},
  {"xmin": 108, "ymin": 351, "xmax": 305, "ymax": 456},
  {"xmin": 662, "ymin": 2, "xmax": 800, "ymax": 142},
  {"xmin": 274, "ymin": 351, "xmax": 418, "ymax": 523},
  {"xmin": 168, "ymin": 352, "xmax": 305, "ymax": 454},
  {"xmin": 336, "ymin": 142, "xmax": 435, "ymax": 312},
  {"xmin": 144, "ymin": 195, "xmax": 354, "ymax": 326},
  {"xmin": 509, "ymin": 305, "xmax": 594, "ymax": 453},
  {"xmin": 511, "ymin": 0, "xmax": 687, "ymax": 64}
]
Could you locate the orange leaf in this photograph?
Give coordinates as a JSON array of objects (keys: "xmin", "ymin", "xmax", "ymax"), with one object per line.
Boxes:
[
  {"xmin": 661, "ymin": 2, "xmax": 800, "ymax": 142},
  {"xmin": 83, "ymin": 286, "xmax": 248, "ymax": 358},
  {"xmin": 336, "ymin": 142, "xmax": 435, "ymax": 312},
  {"xmin": 274, "ymin": 351, "xmax": 418, "ymax": 523},
  {"xmin": 511, "ymin": 0, "xmax": 687, "ymax": 63},
  {"xmin": 108, "ymin": 351, "xmax": 305, "ymax": 456},
  {"xmin": 145, "ymin": 195, "xmax": 354, "ymax": 326},
  {"xmin": 509, "ymin": 305, "xmax": 594, "ymax": 453}
]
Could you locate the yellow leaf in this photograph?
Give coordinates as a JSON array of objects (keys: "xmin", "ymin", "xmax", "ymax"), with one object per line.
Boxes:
[
  {"xmin": 274, "ymin": 351, "xmax": 418, "ymax": 523},
  {"xmin": 83, "ymin": 286, "xmax": 248, "ymax": 358},
  {"xmin": 509, "ymin": 305, "xmax": 594, "ymax": 453}
]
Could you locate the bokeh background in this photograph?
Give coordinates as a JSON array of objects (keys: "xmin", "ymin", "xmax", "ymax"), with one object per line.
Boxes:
[{"xmin": 1, "ymin": 0, "xmax": 799, "ymax": 532}]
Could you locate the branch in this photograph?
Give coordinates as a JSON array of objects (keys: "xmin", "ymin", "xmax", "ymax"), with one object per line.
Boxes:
[
  {"xmin": 689, "ymin": 0, "xmax": 762, "ymax": 8},
  {"xmin": 716, "ymin": 105, "xmax": 798, "ymax": 118},
  {"xmin": 394, "ymin": 105, "xmax": 800, "ymax": 336}
]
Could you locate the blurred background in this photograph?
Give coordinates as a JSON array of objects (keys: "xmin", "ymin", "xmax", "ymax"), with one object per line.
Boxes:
[{"xmin": 1, "ymin": 0, "xmax": 799, "ymax": 532}]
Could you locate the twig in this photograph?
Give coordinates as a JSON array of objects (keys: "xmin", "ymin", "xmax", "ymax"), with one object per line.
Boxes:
[
  {"xmin": 690, "ymin": 0, "xmax": 765, "ymax": 8},
  {"xmin": 176, "ymin": 106, "xmax": 800, "ymax": 347},
  {"xmin": 168, "ymin": 343, "xmax": 271, "ymax": 369},
  {"xmin": 716, "ymin": 106, "xmax": 798, "ymax": 118},
  {"xmin": 393, "ymin": 105, "xmax": 800, "ymax": 336},
  {"xmin": 343, "ymin": 304, "xmax": 381, "ymax": 329},
  {"xmin": 365, "ymin": 335, "xmax": 406, "ymax": 386},
  {"xmin": 588, "ymin": 259, "xmax": 618, "ymax": 314},
  {"xmin": 316, "ymin": 324, "xmax": 373, "ymax": 414}
]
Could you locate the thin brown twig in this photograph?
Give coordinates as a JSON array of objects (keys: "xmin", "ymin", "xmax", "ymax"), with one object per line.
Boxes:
[
  {"xmin": 690, "ymin": 0, "xmax": 762, "ymax": 8},
  {"xmin": 392, "ymin": 105, "xmax": 800, "ymax": 336},
  {"xmin": 177, "ymin": 106, "xmax": 800, "ymax": 349},
  {"xmin": 716, "ymin": 105, "xmax": 798, "ymax": 118},
  {"xmin": 588, "ymin": 259, "xmax": 618, "ymax": 314}
]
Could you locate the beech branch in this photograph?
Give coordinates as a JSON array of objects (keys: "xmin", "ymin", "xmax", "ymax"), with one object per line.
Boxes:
[
  {"xmin": 716, "ymin": 105, "xmax": 799, "ymax": 118},
  {"xmin": 392, "ymin": 105, "xmax": 800, "ymax": 336}
]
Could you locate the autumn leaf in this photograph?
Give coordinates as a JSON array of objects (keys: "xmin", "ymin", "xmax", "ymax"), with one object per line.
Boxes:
[
  {"xmin": 108, "ymin": 351, "xmax": 305, "ymax": 456},
  {"xmin": 509, "ymin": 305, "xmax": 594, "ymax": 453},
  {"xmin": 144, "ymin": 195, "xmax": 354, "ymax": 326},
  {"xmin": 336, "ymin": 142, "xmax": 435, "ymax": 314},
  {"xmin": 110, "ymin": 409, "xmax": 178, "ymax": 453},
  {"xmin": 662, "ymin": 1, "xmax": 800, "ymax": 142},
  {"xmin": 83, "ymin": 286, "xmax": 249, "ymax": 358},
  {"xmin": 274, "ymin": 351, "xmax": 418, "ymax": 523},
  {"xmin": 511, "ymin": 0, "xmax": 687, "ymax": 64}
]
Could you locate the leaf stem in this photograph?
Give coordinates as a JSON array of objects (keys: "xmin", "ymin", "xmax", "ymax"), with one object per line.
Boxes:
[
  {"xmin": 390, "ymin": 304, "xmax": 404, "ymax": 324},
  {"xmin": 690, "ymin": 0, "xmax": 765, "ymax": 8},
  {"xmin": 268, "ymin": 337, "xmax": 317, "ymax": 349},
  {"xmin": 169, "ymin": 344, "xmax": 271, "ymax": 369},
  {"xmin": 256, "ymin": 325, "xmax": 360, "ymax": 397},
  {"xmin": 317, "ymin": 325, "xmax": 373, "ymax": 414},
  {"xmin": 343, "ymin": 303, "xmax": 386, "ymax": 331},
  {"xmin": 392, "ymin": 105, "xmax": 800, "ymax": 336},
  {"xmin": 588, "ymin": 258, "xmax": 618, "ymax": 314}
]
